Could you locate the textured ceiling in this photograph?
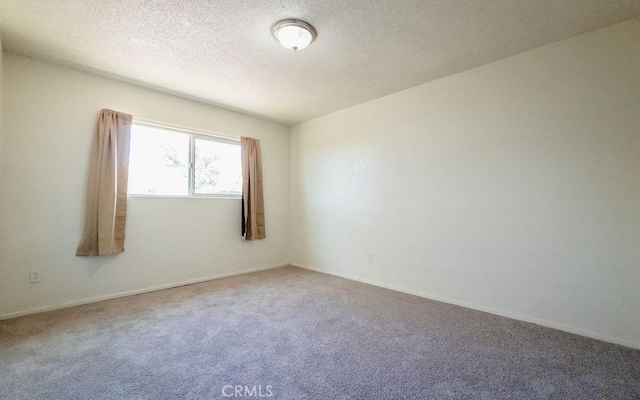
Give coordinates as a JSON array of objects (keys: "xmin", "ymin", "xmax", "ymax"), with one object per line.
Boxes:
[{"xmin": 1, "ymin": 1, "xmax": 639, "ymax": 125}]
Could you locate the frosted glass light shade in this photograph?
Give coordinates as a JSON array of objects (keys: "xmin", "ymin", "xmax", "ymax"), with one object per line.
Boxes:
[{"xmin": 272, "ymin": 20, "xmax": 317, "ymax": 51}]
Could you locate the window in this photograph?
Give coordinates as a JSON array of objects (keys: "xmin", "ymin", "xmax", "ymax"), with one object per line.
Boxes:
[{"xmin": 128, "ymin": 122, "xmax": 242, "ymax": 197}]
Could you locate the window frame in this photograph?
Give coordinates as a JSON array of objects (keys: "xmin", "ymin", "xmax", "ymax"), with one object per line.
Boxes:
[{"xmin": 128, "ymin": 119, "xmax": 242, "ymax": 199}]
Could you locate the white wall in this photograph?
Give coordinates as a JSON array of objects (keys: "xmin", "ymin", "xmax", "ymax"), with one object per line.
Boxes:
[
  {"xmin": 290, "ymin": 17, "xmax": 640, "ymax": 348},
  {"xmin": 0, "ymin": 53, "xmax": 290, "ymax": 317},
  {"xmin": 0, "ymin": 38, "xmax": 3, "ymax": 246}
]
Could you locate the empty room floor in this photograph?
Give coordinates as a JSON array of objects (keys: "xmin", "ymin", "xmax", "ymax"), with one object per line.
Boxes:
[{"xmin": 1, "ymin": 266, "xmax": 638, "ymax": 399}]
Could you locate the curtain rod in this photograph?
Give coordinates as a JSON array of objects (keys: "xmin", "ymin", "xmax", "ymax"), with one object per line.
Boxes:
[{"xmin": 132, "ymin": 117, "xmax": 241, "ymax": 142}]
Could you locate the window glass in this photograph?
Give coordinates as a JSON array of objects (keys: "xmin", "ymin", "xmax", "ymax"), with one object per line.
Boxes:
[
  {"xmin": 127, "ymin": 122, "xmax": 242, "ymax": 198},
  {"xmin": 194, "ymin": 138, "xmax": 242, "ymax": 195}
]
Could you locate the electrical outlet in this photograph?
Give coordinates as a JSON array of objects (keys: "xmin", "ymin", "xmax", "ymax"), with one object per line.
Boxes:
[
  {"xmin": 30, "ymin": 270, "xmax": 40, "ymax": 283},
  {"xmin": 367, "ymin": 254, "xmax": 373, "ymax": 263}
]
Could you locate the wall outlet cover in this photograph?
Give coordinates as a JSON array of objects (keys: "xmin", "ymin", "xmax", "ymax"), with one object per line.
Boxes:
[{"xmin": 30, "ymin": 270, "xmax": 41, "ymax": 283}]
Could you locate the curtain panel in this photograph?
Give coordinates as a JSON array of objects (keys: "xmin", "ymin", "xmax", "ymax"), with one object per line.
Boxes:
[
  {"xmin": 241, "ymin": 137, "xmax": 266, "ymax": 240},
  {"xmin": 76, "ymin": 109, "xmax": 133, "ymax": 256}
]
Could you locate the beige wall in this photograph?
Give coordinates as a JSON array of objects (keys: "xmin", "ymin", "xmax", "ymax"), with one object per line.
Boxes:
[
  {"xmin": 290, "ymin": 17, "xmax": 640, "ymax": 348},
  {"xmin": 0, "ymin": 53, "xmax": 290, "ymax": 317}
]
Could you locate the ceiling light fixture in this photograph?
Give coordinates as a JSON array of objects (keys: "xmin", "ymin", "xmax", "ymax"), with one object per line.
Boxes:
[{"xmin": 272, "ymin": 19, "xmax": 317, "ymax": 51}]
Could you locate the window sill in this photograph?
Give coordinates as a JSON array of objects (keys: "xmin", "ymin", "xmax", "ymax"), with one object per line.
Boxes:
[{"xmin": 127, "ymin": 194, "xmax": 241, "ymax": 200}]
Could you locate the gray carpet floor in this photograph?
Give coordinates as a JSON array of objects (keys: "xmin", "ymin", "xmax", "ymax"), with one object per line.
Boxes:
[{"xmin": 1, "ymin": 266, "xmax": 638, "ymax": 400}]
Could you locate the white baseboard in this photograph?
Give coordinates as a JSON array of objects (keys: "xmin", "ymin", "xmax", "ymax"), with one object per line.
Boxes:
[
  {"xmin": 291, "ymin": 263, "xmax": 640, "ymax": 350},
  {"xmin": 0, "ymin": 263, "xmax": 287, "ymax": 320}
]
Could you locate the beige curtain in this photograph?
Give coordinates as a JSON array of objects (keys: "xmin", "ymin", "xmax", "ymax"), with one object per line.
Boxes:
[
  {"xmin": 241, "ymin": 137, "xmax": 266, "ymax": 240},
  {"xmin": 76, "ymin": 109, "xmax": 133, "ymax": 256}
]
